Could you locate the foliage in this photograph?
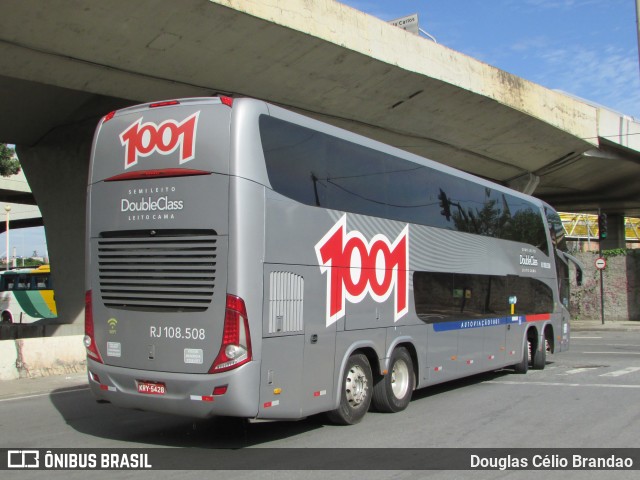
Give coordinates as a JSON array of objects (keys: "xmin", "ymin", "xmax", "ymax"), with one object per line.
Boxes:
[
  {"xmin": 602, "ymin": 249, "xmax": 639, "ymax": 258},
  {"xmin": 452, "ymin": 198, "xmax": 545, "ymax": 248},
  {"xmin": 0, "ymin": 144, "xmax": 21, "ymax": 177},
  {"xmin": 22, "ymin": 258, "xmax": 45, "ymax": 267}
]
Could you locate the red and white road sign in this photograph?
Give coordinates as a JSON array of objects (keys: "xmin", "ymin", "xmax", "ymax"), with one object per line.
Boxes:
[{"xmin": 595, "ymin": 257, "xmax": 607, "ymax": 270}]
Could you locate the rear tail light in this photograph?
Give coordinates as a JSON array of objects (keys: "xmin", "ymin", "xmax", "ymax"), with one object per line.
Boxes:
[
  {"xmin": 102, "ymin": 111, "xmax": 116, "ymax": 123},
  {"xmin": 104, "ymin": 168, "xmax": 210, "ymax": 182},
  {"xmin": 220, "ymin": 96, "xmax": 234, "ymax": 107},
  {"xmin": 210, "ymin": 295, "xmax": 252, "ymax": 373},
  {"xmin": 150, "ymin": 100, "xmax": 180, "ymax": 108},
  {"xmin": 84, "ymin": 290, "xmax": 103, "ymax": 363}
]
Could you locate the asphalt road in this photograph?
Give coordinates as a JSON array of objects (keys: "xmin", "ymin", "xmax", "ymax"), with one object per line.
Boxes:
[{"xmin": 1, "ymin": 329, "xmax": 639, "ymax": 479}]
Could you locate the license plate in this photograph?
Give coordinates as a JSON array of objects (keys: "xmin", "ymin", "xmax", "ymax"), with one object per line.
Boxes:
[{"xmin": 136, "ymin": 381, "xmax": 166, "ymax": 395}]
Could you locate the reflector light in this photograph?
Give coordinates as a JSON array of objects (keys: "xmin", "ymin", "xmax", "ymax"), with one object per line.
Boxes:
[
  {"xmin": 212, "ymin": 386, "xmax": 228, "ymax": 396},
  {"xmin": 103, "ymin": 111, "xmax": 116, "ymax": 123},
  {"xmin": 210, "ymin": 294, "xmax": 252, "ymax": 373},
  {"xmin": 84, "ymin": 290, "xmax": 103, "ymax": 363},
  {"xmin": 104, "ymin": 168, "xmax": 210, "ymax": 182},
  {"xmin": 150, "ymin": 100, "xmax": 180, "ymax": 108},
  {"xmin": 220, "ymin": 96, "xmax": 234, "ymax": 107}
]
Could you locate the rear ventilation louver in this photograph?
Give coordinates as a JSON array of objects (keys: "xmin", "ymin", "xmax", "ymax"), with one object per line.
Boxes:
[
  {"xmin": 97, "ymin": 232, "xmax": 217, "ymax": 312},
  {"xmin": 268, "ymin": 271, "xmax": 304, "ymax": 333}
]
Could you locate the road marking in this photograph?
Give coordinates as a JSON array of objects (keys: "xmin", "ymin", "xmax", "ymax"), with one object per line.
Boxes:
[
  {"xmin": 581, "ymin": 351, "xmax": 640, "ymax": 355},
  {"xmin": 486, "ymin": 380, "xmax": 640, "ymax": 389},
  {"xmin": 562, "ymin": 368, "xmax": 595, "ymax": 375},
  {"xmin": 572, "ymin": 337, "xmax": 602, "ymax": 340},
  {"xmin": 600, "ymin": 367, "xmax": 640, "ymax": 377}
]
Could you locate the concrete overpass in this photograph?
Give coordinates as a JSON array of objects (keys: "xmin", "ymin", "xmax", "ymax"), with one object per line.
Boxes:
[
  {"xmin": 0, "ymin": 171, "xmax": 41, "ymax": 234},
  {"xmin": 0, "ymin": 0, "xmax": 639, "ymax": 326}
]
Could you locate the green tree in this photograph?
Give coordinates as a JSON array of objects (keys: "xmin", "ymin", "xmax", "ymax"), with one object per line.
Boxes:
[{"xmin": 0, "ymin": 144, "xmax": 21, "ymax": 177}]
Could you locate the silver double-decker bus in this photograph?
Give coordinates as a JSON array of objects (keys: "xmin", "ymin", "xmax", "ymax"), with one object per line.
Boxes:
[{"xmin": 85, "ymin": 97, "xmax": 582, "ymax": 424}]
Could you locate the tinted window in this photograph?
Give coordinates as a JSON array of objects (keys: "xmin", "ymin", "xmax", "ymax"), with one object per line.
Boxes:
[
  {"xmin": 0, "ymin": 273, "xmax": 51, "ymax": 291},
  {"xmin": 545, "ymin": 206, "xmax": 567, "ymax": 252},
  {"xmin": 544, "ymin": 205, "xmax": 570, "ymax": 307},
  {"xmin": 260, "ymin": 115, "xmax": 548, "ymax": 253},
  {"xmin": 414, "ymin": 271, "xmax": 553, "ymax": 322}
]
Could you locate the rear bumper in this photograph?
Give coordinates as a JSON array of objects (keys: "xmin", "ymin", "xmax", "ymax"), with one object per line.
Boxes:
[{"xmin": 87, "ymin": 358, "xmax": 260, "ymax": 419}]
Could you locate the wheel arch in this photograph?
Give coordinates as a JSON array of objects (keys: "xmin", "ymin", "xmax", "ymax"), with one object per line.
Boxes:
[
  {"xmin": 383, "ymin": 338, "xmax": 418, "ymax": 388},
  {"xmin": 525, "ymin": 324, "xmax": 540, "ymax": 352},
  {"xmin": 333, "ymin": 341, "xmax": 381, "ymax": 409},
  {"xmin": 1, "ymin": 310, "xmax": 13, "ymax": 324},
  {"xmin": 543, "ymin": 322, "xmax": 555, "ymax": 354}
]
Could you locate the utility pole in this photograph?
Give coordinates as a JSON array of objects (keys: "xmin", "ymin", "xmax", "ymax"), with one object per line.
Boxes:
[
  {"xmin": 4, "ymin": 205, "xmax": 10, "ymax": 270},
  {"xmin": 597, "ymin": 208, "xmax": 606, "ymax": 324}
]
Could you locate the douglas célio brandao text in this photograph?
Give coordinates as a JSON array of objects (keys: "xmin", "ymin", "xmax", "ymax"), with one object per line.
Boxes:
[{"xmin": 470, "ymin": 453, "xmax": 634, "ymax": 470}]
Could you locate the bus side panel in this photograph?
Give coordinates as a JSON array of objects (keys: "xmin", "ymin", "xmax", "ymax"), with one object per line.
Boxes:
[
  {"xmin": 259, "ymin": 335, "xmax": 304, "ymax": 419},
  {"xmin": 262, "ymin": 264, "xmax": 338, "ymax": 418},
  {"xmin": 426, "ymin": 327, "xmax": 459, "ymax": 383},
  {"xmin": 482, "ymin": 320, "xmax": 507, "ymax": 370}
]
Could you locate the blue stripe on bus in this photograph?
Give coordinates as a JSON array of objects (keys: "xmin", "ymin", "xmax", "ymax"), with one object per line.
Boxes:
[
  {"xmin": 432, "ymin": 313, "xmax": 551, "ymax": 332},
  {"xmin": 432, "ymin": 315, "xmax": 522, "ymax": 332}
]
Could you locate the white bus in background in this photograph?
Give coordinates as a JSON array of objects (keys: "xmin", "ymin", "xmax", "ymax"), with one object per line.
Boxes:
[{"xmin": 85, "ymin": 97, "xmax": 582, "ymax": 424}]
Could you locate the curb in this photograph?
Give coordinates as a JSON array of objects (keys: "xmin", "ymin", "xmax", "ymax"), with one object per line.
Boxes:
[{"xmin": 571, "ymin": 321, "xmax": 640, "ymax": 332}]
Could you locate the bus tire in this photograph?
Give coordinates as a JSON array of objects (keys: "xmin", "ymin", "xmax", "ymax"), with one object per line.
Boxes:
[
  {"xmin": 327, "ymin": 353, "xmax": 373, "ymax": 425},
  {"xmin": 1, "ymin": 312, "xmax": 12, "ymax": 324},
  {"xmin": 532, "ymin": 332, "xmax": 546, "ymax": 370},
  {"xmin": 513, "ymin": 338, "xmax": 529, "ymax": 374},
  {"xmin": 372, "ymin": 347, "xmax": 414, "ymax": 413}
]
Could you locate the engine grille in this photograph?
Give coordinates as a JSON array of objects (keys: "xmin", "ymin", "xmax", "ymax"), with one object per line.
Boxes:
[{"xmin": 97, "ymin": 232, "xmax": 217, "ymax": 312}]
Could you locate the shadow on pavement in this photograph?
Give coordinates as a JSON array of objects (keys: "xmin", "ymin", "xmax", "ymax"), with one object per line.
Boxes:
[{"xmin": 48, "ymin": 367, "xmax": 524, "ymax": 449}]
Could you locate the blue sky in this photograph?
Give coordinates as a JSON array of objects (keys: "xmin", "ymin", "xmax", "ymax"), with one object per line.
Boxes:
[
  {"xmin": 341, "ymin": 0, "xmax": 640, "ymax": 117},
  {"xmin": 0, "ymin": 226, "xmax": 48, "ymax": 261},
  {"xmin": 3, "ymin": 0, "xmax": 639, "ymax": 258}
]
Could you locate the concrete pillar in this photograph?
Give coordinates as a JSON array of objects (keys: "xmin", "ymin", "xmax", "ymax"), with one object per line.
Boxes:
[
  {"xmin": 600, "ymin": 212, "xmax": 626, "ymax": 250},
  {"xmin": 16, "ymin": 120, "xmax": 95, "ymax": 325}
]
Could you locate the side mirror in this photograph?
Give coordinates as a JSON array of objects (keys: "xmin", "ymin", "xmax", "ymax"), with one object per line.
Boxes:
[{"xmin": 576, "ymin": 268, "xmax": 583, "ymax": 287}]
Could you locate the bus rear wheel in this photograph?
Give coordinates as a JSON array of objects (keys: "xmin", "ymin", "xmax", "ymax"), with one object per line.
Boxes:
[
  {"xmin": 327, "ymin": 353, "xmax": 373, "ymax": 425},
  {"xmin": 532, "ymin": 332, "xmax": 546, "ymax": 370},
  {"xmin": 1, "ymin": 312, "xmax": 12, "ymax": 324},
  {"xmin": 513, "ymin": 338, "xmax": 529, "ymax": 374},
  {"xmin": 372, "ymin": 347, "xmax": 414, "ymax": 413}
]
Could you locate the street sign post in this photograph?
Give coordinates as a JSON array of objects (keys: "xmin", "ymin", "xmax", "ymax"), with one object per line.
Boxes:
[{"xmin": 389, "ymin": 14, "xmax": 419, "ymax": 35}]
